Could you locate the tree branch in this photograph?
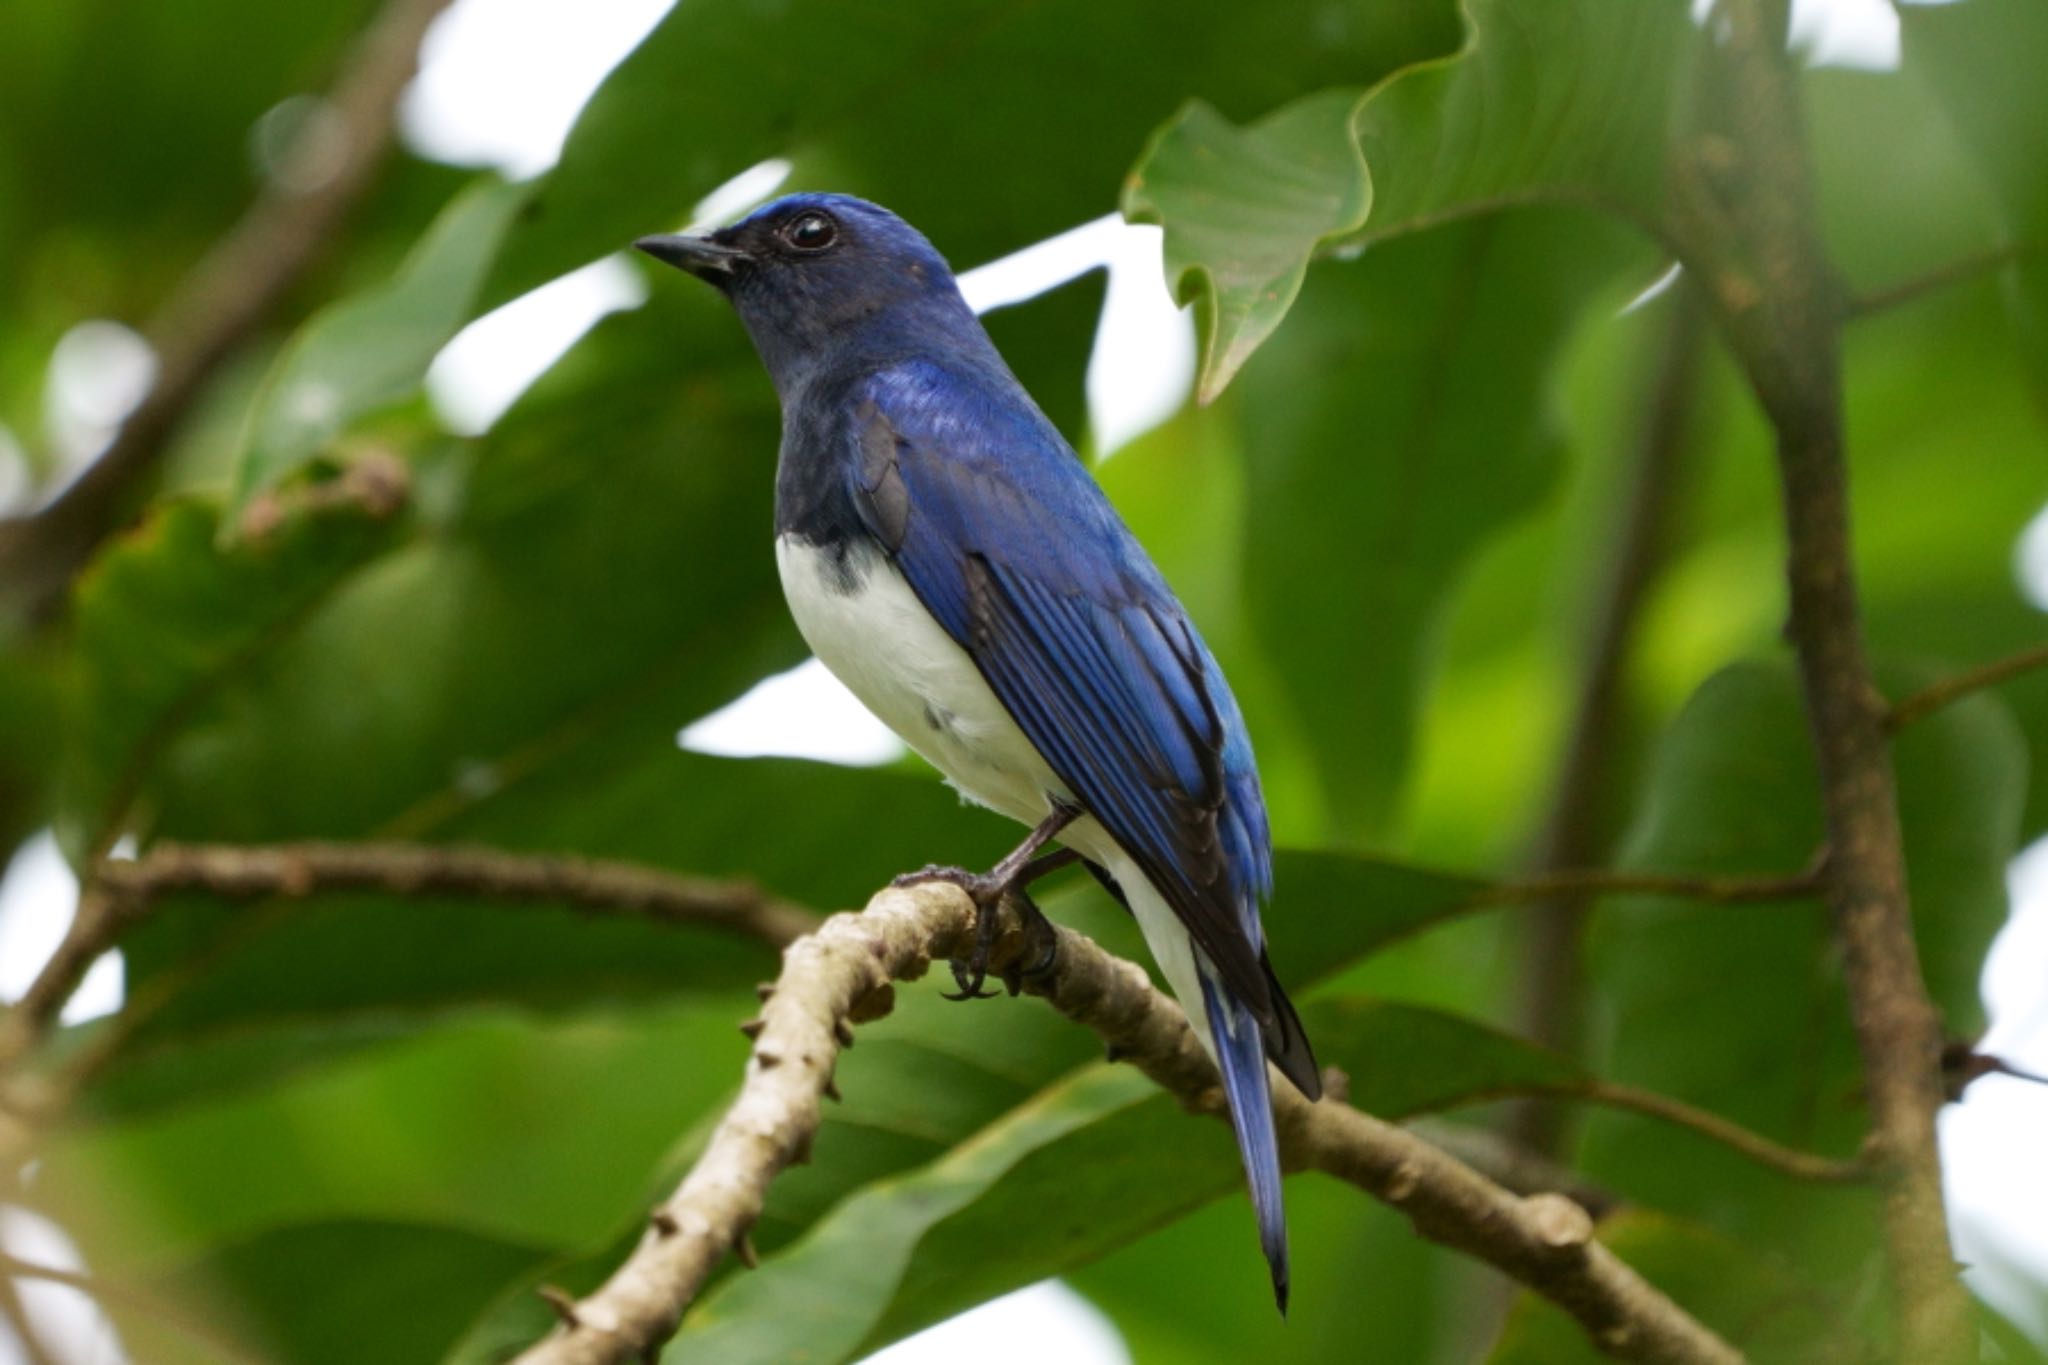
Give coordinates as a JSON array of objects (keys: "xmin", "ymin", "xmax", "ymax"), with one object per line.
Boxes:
[
  {"xmin": 0, "ymin": 1254, "xmax": 267, "ymax": 1365},
  {"xmin": 1886, "ymin": 642, "xmax": 2048, "ymax": 732},
  {"xmin": 0, "ymin": 841, "xmax": 815, "ymax": 1071},
  {"xmin": 1568, "ymin": 1081, "xmax": 1867, "ymax": 1185},
  {"xmin": 1845, "ymin": 241, "xmax": 2046, "ymax": 321},
  {"xmin": 1673, "ymin": 1, "xmax": 1972, "ymax": 1355},
  {"xmin": 1472, "ymin": 864, "xmax": 1820, "ymax": 909},
  {"xmin": 0, "ymin": 0, "xmax": 458, "ymax": 621},
  {"xmin": 517, "ymin": 883, "xmax": 1744, "ymax": 1365},
  {"xmin": 1510, "ymin": 280, "xmax": 1708, "ymax": 1155}
]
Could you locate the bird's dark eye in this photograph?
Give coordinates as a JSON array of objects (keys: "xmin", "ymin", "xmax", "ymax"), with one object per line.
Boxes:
[{"xmin": 783, "ymin": 211, "xmax": 838, "ymax": 252}]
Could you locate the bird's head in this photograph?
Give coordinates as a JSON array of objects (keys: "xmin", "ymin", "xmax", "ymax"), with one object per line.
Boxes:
[{"xmin": 635, "ymin": 193, "xmax": 976, "ymax": 388}]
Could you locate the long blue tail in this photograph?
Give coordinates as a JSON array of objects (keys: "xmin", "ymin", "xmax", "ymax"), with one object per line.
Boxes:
[{"xmin": 1199, "ymin": 961, "xmax": 1289, "ymax": 1313}]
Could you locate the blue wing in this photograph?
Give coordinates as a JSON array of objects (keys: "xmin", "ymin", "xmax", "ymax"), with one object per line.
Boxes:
[{"xmin": 849, "ymin": 361, "xmax": 1318, "ymax": 1098}]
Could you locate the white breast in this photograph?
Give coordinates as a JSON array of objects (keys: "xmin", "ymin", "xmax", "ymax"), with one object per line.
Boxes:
[
  {"xmin": 774, "ymin": 532, "xmax": 1217, "ymax": 1058},
  {"xmin": 775, "ymin": 534, "xmax": 1065, "ymax": 826}
]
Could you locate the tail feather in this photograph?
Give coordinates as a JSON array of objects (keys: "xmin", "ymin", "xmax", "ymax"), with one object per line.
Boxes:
[{"xmin": 1199, "ymin": 960, "xmax": 1290, "ymax": 1314}]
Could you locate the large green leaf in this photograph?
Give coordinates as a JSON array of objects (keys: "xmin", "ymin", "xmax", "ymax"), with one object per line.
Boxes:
[
  {"xmin": 158, "ymin": 1220, "xmax": 549, "ymax": 1365},
  {"xmin": 1230, "ymin": 209, "xmax": 1651, "ymax": 837},
  {"xmin": 60, "ymin": 485, "xmax": 405, "ymax": 858},
  {"xmin": 485, "ymin": 0, "xmax": 1460, "ymax": 303},
  {"xmin": 1068, "ymin": 1177, "xmax": 1455, "ymax": 1365},
  {"xmin": 1903, "ymin": 0, "xmax": 2048, "ymax": 402},
  {"xmin": 231, "ymin": 176, "xmax": 530, "ymax": 507},
  {"xmin": 1124, "ymin": 0, "xmax": 1695, "ymax": 397},
  {"xmin": 81, "ymin": 755, "xmax": 999, "ymax": 1118},
  {"xmin": 1489, "ymin": 1211, "xmax": 1836, "ymax": 1365},
  {"xmin": 1581, "ymin": 657, "xmax": 2025, "ymax": 1280},
  {"xmin": 667, "ymin": 998, "xmax": 1586, "ymax": 1364},
  {"xmin": 40, "ymin": 1003, "xmax": 754, "ymax": 1269}
]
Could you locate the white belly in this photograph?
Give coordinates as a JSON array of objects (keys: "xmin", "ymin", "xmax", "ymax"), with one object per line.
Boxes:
[
  {"xmin": 776, "ymin": 534, "xmax": 1063, "ymax": 825},
  {"xmin": 775, "ymin": 533, "xmax": 1217, "ymax": 1055}
]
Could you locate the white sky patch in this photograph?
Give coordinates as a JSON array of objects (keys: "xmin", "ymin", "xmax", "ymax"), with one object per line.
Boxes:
[
  {"xmin": 0, "ymin": 831, "xmax": 121, "ymax": 1024},
  {"xmin": 401, "ymin": 0, "xmax": 676, "ymax": 179},
  {"xmin": 1, "ymin": 1206, "xmax": 128, "ymax": 1365},
  {"xmin": 2015, "ymin": 503, "xmax": 2048, "ymax": 611},
  {"xmin": 1692, "ymin": 0, "xmax": 1899, "ymax": 69},
  {"xmin": 680, "ymin": 658, "xmax": 905, "ymax": 766},
  {"xmin": 41, "ymin": 319, "xmax": 156, "ymax": 479},
  {"xmin": 687, "ymin": 160, "xmax": 795, "ymax": 235},
  {"xmin": 1944, "ymin": 837, "xmax": 2048, "ymax": 1343},
  {"xmin": 958, "ymin": 215, "xmax": 1194, "ymax": 457},
  {"xmin": 426, "ymin": 256, "xmax": 647, "ymax": 435},
  {"xmin": 858, "ymin": 1281, "xmax": 1130, "ymax": 1365}
]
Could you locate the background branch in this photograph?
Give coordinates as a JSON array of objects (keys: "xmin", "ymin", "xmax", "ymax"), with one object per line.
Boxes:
[
  {"xmin": 0, "ymin": 0, "xmax": 457, "ymax": 621},
  {"xmin": 1887, "ymin": 642, "xmax": 2048, "ymax": 732},
  {"xmin": 518, "ymin": 882, "xmax": 1744, "ymax": 1365},
  {"xmin": 1675, "ymin": 1, "xmax": 1973, "ymax": 1355},
  {"xmin": 1511, "ymin": 279, "xmax": 1707, "ymax": 1153},
  {"xmin": 1846, "ymin": 241, "xmax": 2046, "ymax": 321},
  {"xmin": 0, "ymin": 840, "xmax": 815, "ymax": 1071}
]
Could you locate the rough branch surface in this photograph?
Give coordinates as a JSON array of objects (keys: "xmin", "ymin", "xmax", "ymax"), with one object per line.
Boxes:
[
  {"xmin": 0, "ymin": 841, "xmax": 814, "ymax": 1070},
  {"xmin": 516, "ymin": 883, "xmax": 1743, "ymax": 1365},
  {"xmin": 1675, "ymin": 0, "xmax": 1972, "ymax": 1355}
]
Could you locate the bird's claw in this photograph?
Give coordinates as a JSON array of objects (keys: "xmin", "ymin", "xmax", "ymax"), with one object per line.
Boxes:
[{"xmin": 892, "ymin": 863, "xmax": 998, "ymax": 897}]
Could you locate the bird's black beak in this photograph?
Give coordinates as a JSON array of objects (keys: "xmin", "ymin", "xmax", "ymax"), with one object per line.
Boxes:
[{"xmin": 633, "ymin": 233, "xmax": 749, "ymax": 282}]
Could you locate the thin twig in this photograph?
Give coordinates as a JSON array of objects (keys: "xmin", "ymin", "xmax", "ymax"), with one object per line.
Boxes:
[
  {"xmin": 1574, "ymin": 1081, "xmax": 1867, "ymax": 1184},
  {"xmin": 516, "ymin": 883, "xmax": 1744, "ymax": 1365},
  {"xmin": 1845, "ymin": 242, "xmax": 2046, "ymax": 321},
  {"xmin": 0, "ymin": 841, "xmax": 816, "ymax": 1070},
  {"xmin": 1, "ymin": 1254, "xmax": 268, "ymax": 1365},
  {"xmin": 1676, "ymin": 0, "xmax": 1972, "ymax": 1355},
  {"xmin": 1887, "ymin": 643, "xmax": 2048, "ymax": 732},
  {"xmin": 1473, "ymin": 865, "xmax": 1820, "ymax": 909},
  {"xmin": 1511, "ymin": 280, "xmax": 1708, "ymax": 1157},
  {"xmin": 1428, "ymin": 1080, "xmax": 1865, "ymax": 1185},
  {"xmin": 0, "ymin": 0, "xmax": 458, "ymax": 620}
]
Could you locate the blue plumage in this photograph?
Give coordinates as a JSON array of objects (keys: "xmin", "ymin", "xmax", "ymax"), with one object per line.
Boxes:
[{"xmin": 638, "ymin": 193, "xmax": 1319, "ymax": 1311}]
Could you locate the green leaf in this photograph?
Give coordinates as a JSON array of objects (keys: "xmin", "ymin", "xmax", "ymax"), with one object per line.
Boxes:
[
  {"xmin": 669, "ymin": 998, "xmax": 1582, "ymax": 1364},
  {"xmin": 157, "ymin": 1219, "xmax": 548, "ymax": 1365},
  {"xmin": 231, "ymin": 176, "xmax": 530, "ymax": 508},
  {"xmin": 1125, "ymin": 0, "xmax": 1695, "ymax": 398},
  {"xmin": 1489, "ymin": 1210, "xmax": 1836, "ymax": 1364},
  {"xmin": 1582, "ymin": 658, "xmax": 2025, "ymax": 1279},
  {"xmin": 1232, "ymin": 210, "xmax": 1651, "ymax": 836},
  {"xmin": 1122, "ymin": 91, "xmax": 1370, "ymax": 400},
  {"xmin": 487, "ymin": 0, "xmax": 1460, "ymax": 302},
  {"xmin": 1903, "ymin": 0, "xmax": 2048, "ymax": 401},
  {"xmin": 60, "ymin": 485, "xmax": 404, "ymax": 859}
]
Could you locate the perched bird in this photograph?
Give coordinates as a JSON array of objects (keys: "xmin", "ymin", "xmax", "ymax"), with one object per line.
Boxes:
[{"xmin": 636, "ymin": 194, "xmax": 1320, "ymax": 1309}]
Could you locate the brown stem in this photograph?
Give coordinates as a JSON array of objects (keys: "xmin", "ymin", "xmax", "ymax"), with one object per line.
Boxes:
[
  {"xmin": 1473, "ymin": 864, "xmax": 1820, "ymax": 909},
  {"xmin": 0, "ymin": 0, "xmax": 458, "ymax": 621},
  {"xmin": 1, "ymin": 1254, "xmax": 268, "ymax": 1365},
  {"xmin": 1512, "ymin": 282, "xmax": 1708, "ymax": 1154},
  {"xmin": 516, "ymin": 883, "xmax": 1744, "ymax": 1365},
  {"xmin": 0, "ymin": 841, "xmax": 815, "ymax": 1070},
  {"xmin": 1568, "ymin": 1081, "xmax": 1867, "ymax": 1185},
  {"xmin": 1887, "ymin": 642, "xmax": 2048, "ymax": 732},
  {"xmin": 1846, "ymin": 242, "xmax": 2046, "ymax": 321},
  {"xmin": 1675, "ymin": 1, "xmax": 1971, "ymax": 1355}
]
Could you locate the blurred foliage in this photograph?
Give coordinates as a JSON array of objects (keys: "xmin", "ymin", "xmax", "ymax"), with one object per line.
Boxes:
[{"xmin": 3, "ymin": 0, "xmax": 2047, "ymax": 1362}]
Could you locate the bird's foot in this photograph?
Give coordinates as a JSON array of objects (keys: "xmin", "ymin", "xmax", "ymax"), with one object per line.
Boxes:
[
  {"xmin": 997, "ymin": 892, "xmax": 1060, "ymax": 998},
  {"xmin": 891, "ymin": 865, "xmax": 1058, "ymax": 1000}
]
